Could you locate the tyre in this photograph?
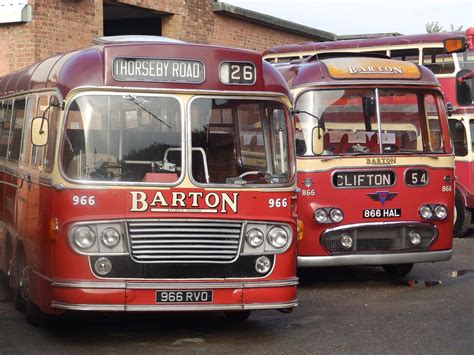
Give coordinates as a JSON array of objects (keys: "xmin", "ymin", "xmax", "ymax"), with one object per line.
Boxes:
[
  {"xmin": 453, "ymin": 193, "xmax": 471, "ymax": 238},
  {"xmin": 224, "ymin": 310, "xmax": 251, "ymax": 323},
  {"xmin": 382, "ymin": 263, "xmax": 414, "ymax": 277},
  {"xmin": 26, "ymin": 298, "xmax": 49, "ymax": 326},
  {"xmin": 13, "ymin": 250, "xmax": 26, "ymax": 312}
]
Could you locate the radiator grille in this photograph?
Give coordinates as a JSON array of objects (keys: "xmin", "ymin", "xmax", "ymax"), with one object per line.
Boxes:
[
  {"xmin": 322, "ymin": 224, "xmax": 435, "ymax": 254},
  {"xmin": 127, "ymin": 220, "xmax": 243, "ymax": 263}
]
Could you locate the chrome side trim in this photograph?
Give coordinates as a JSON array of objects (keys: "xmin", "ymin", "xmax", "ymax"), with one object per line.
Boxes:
[
  {"xmin": 51, "ymin": 302, "xmax": 126, "ymax": 311},
  {"xmin": 298, "ymin": 249, "xmax": 452, "ymax": 267},
  {"xmin": 51, "ymin": 300, "xmax": 298, "ymax": 312},
  {"xmin": 52, "ymin": 281, "xmax": 126, "ymax": 289},
  {"xmin": 50, "ymin": 278, "xmax": 299, "ymax": 290}
]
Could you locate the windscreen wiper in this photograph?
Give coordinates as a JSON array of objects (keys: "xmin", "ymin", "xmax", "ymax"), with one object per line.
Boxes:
[{"xmin": 124, "ymin": 95, "xmax": 172, "ymax": 129}]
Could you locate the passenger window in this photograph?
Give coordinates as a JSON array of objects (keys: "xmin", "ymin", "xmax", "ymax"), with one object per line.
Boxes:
[
  {"xmin": 422, "ymin": 48, "xmax": 455, "ymax": 74},
  {"xmin": 31, "ymin": 96, "xmax": 48, "ymax": 166},
  {"xmin": 0, "ymin": 101, "xmax": 13, "ymax": 158},
  {"xmin": 8, "ymin": 99, "xmax": 25, "ymax": 162},
  {"xmin": 424, "ymin": 94, "xmax": 443, "ymax": 152},
  {"xmin": 448, "ymin": 119, "xmax": 468, "ymax": 156},
  {"xmin": 390, "ymin": 49, "xmax": 419, "ymax": 63},
  {"xmin": 20, "ymin": 96, "xmax": 35, "ymax": 166},
  {"xmin": 44, "ymin": 97, "xmax": 59, "ymax": 172}
]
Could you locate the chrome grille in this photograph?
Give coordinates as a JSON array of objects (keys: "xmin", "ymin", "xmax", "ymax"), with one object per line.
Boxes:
[
  {"xmin": 322, "ymin": 223, "xmax": 436, "ymax": 254},
  {"xmin": 127, "ymin": 220, "xmax": 243, "ymax": 263}
]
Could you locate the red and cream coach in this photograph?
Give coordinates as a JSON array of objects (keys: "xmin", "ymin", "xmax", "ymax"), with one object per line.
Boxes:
[
  {"xmin": 0, "ymin": 37, "xmax": 298, "ymax": 324},
  {"xmin": 264, "ymin": 29, "xmax": 473, "ymax": 237},
  {"xmin": 268, "ymin": 53, "xmax": 454, "ymax": 276}
]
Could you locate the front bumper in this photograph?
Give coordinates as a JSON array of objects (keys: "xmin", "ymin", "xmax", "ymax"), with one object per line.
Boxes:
[
  {"xmin": 298, "ymin": 249, "xmax": 452, "ymax": 267},
  {"xmin": 49, "ymin": 278, "xmax": 299, "ymax": 312}
]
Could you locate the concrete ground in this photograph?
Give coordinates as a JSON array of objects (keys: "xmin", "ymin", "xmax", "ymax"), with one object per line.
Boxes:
[{"xmin": 1, "ymin": 231, "xmax": 473, "ymax": 353}]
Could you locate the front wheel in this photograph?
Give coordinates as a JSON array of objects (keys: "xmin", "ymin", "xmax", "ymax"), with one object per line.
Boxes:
[
  {"xmin": 382, "ymin": 263, "xmax": 414, "ymax": 277},
  {"xmin": 453, "ymin": 193, "xmax": 471, "ymax": 238},
  {"xmin": 224, "ymin": 310, "xmax": 251, "ymax": 323}
]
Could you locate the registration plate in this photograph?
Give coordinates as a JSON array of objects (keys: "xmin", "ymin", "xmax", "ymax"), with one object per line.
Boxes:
[
  {"xmin": 363, "ymin": 208, "xmax": 401, "ymax": 218},
  {"xmin": 156, "ymin": 290, "xmax": 213, "ymax": 303}
]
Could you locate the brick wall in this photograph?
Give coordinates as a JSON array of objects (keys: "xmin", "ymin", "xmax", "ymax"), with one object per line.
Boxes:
[{"xmin": 0, "ymin": 0, "xmax": 321, "ymax": 76}]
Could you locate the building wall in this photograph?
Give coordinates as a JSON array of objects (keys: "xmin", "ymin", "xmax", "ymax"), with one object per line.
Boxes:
[{"xmin": 0, "ymin": 0, "xmax": 320, "ymax": 76}]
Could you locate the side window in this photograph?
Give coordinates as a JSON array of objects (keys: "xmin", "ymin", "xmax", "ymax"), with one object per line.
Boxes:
[
  {"xmin": 44, "ymin": 97, "xmax": 59, "ymax": 172},
  {"xmin": 20, "ymin": 96, "xmax": 36, "ymax": 166},
  {"xmin": 8, "ymin": 99, "xmax": 25, "ymax": 162},
  {"xmin": 0, "ymin": 100, "xmax": 13, "ymax": 158},
  {"xmin": 422, "ymin": 48, "xmax": 455, "ymax": 74},
  {"xmin": 448, "ymin": 119, "xmax": 468, "ymax": 156},
  {"xmin": 390, "ymin": 48, "xmax": 419, "ymax": 63},
  {"xmin": 424, "ymin": 94, "xmax": 443, "ymax": 152},
  {"xmin": 32, "ymin": 96, "xmax": 48, "ymax": 166}
]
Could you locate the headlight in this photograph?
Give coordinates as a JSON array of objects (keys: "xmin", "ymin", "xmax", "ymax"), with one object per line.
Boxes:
[
  {"xmin": 314, "ymin": 209, "xmax": 328, "ymax": 223},
  {"xmin": 100, "ymin": 228, "xmax": 121, "ymax": 248},
  {"xmin": 419, "ymin": 205, "xmax": 433, "ymax": 219},
  {"xmin": 267, "ymin": 226, "xmax": 289, "ymax": 248},
  {"xmin": 434, "ymin": 205, "xmax": 447, "ymax": 220},
  {"xmin": 73, "ymin": 226, "xmax": 96, "ymax": 250},
  {"xmin": 246, "ymin": 228, "xmax": 264, "ymax": 248},
  {"xmin": 329, "ymin": 208, "xmax": 343, "ymax": 223}
]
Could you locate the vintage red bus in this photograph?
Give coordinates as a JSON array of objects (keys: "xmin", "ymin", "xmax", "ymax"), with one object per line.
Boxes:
[
  {"xmin": 264, "ymin": 28, "xmax": 473, "ymax": 237},
  {"xmin": 266, "ymin": 54, "xmax": 454, "ymax": 275},
  {"xmin": 0, "ymin": 37, "xmax": 298, "ymax": 324}
]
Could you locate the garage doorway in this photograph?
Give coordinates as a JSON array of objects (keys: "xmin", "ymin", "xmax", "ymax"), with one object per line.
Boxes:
[{"xmin": 103, "ymin": 1, "xmax": 168, "ymax": 36}]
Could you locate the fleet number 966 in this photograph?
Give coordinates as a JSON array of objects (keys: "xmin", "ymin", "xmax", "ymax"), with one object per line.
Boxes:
[
  {"xmin": 269, "ymin": 198, "xmax": 288, "ymax": 208},
  {"xmin": 72, "ymin": 195, "xmax": 96, "ymax": 206}
]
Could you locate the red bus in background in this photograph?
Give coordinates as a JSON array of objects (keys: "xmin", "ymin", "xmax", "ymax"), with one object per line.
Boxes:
[
  {"xmin": 264, "ymin": 28, "xmax": 474, "ymax": 237},
  {"xmin": 267, "ymin": 54, "xmax": 454, "ymax": 276},
  {"xmin": 0, "ymin": 37, "xmax": 298, "ymax": 325}
]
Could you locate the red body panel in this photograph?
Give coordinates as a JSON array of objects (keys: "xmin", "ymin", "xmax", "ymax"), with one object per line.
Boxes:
[{"xmin": 297, "ymin": 164, "xmax": 454, "ymax": 257}]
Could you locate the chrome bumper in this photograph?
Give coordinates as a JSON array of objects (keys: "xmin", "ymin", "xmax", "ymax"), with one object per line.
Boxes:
[
  {"xmin": 298, "ymin": 249, "xmax": 452, "ymax": 267},
  {"xmin": 51, "ymin": 300, "xmax": 298, "ymax": 312}
]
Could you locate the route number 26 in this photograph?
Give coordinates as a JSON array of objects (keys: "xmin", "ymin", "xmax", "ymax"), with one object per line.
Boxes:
[
  {"xmin": 72, "ymin": 195, "xmax": 96, "ymax": 206},
  {"xmin": 269, "ymin": 198, "xmax": 288, "ymax": 208}
]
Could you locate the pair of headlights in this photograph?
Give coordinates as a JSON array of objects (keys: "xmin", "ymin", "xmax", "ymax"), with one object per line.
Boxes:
[
  {"xmin": 419, "ymin": 204, "xmax": 448, "ymax": 220},
  {"xmin": 71, "ymin": 224, "xmax": 124, "ymax": 254},
  {"xmin": 246, "ymin": 226, "xmax": 289, "ymax": 249},
  {"xmin": 314, "ymin": 208, "xmax": 343, "ymax": 224}
]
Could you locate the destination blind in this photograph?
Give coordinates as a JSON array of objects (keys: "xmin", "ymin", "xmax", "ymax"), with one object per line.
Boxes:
[{"xmin": 113, "ymin": 58, "xmax": 205, "ymax": 83}]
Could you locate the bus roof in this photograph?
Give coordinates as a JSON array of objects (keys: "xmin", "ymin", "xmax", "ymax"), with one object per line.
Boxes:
[
  {"xmin": 279, "ymin": 56, "xmax": 440, "ymax": 88},
  {"xmin": 264, "ymin": 29, "xmax": 474, "ymax": 58},
  {"xmin": 0, "ymin": 41, "xmax": 290, "ymax": 98}
]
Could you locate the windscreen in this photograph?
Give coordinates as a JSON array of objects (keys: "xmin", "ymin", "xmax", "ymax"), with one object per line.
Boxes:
[
  {"xmin": 61, "ymin": 94, "xmax": 182, "ymax": 183},
  {"xmin": 295, "ymin": 89, "xmax": 447, "ymax": 157},
  {"xmin": 190, "ymin": 98, "xmax": 293, "ymax": 185}
]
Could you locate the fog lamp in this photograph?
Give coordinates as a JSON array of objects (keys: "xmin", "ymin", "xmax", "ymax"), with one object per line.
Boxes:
[
  {"xmin": 340, "ymin": 234, "xmax": 353, "ymax": 249},
  {"xmin": 255, "ymin": 256, "xmax": 272, "ymax": 274},
  {"xmin": 408, "ymin": 231, "xmax": 422, "ymax": 246},
  {"xmin": 94, "ymin": 257, "xmax": 112, "ymax": 276},
  {"xmin": 434, "ymin": 205, "xmax": 447, "ymax": 220}
]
